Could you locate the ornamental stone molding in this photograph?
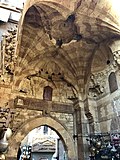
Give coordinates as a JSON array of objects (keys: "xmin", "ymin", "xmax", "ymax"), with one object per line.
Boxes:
[
  {"xmin": 88, "ymin": 62, "xmax": 118, "ymax": 98},
  {"xmin": 0, "ymin": 26, "xmax": 18, "ymax": 84}
]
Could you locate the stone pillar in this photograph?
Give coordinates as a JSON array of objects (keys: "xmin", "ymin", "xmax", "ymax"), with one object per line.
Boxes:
[
  {"xmin": 73, "ymin": 108, "xmax": 78, "ymax": 160},
  {"xmin": 82, "ymin": 97, "xmax": 94, "ymax": 134},
  {"xmin": 79, "ymin": 99, "xmax": 90, "ymax": 160},
  {"xmin": 6, "ymin": 140, "xmax": 20, "ymax": 160},
  {"xmin": 73, "ymin": 97, "xmax": 93, "ymax": 160},
  {"xmin": 73, "ymin": 100, "xmax": 85, "ymax": 160}
]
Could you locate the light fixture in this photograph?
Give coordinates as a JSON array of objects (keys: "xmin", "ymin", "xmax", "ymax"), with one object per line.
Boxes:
[{"xmin": 87, "ymin": 132, "xmax": 120, "ymax": 160}]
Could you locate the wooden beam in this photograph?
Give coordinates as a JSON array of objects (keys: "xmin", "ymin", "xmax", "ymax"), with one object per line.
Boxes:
[{"xmin": 14, "ymin": 96, "xmax": 74, "ymax": 114}]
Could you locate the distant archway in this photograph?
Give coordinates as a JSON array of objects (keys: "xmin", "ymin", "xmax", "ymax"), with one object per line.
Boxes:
[{"xmin": 7, "ymin": 116, "xmax": 76, "ymax": 160}]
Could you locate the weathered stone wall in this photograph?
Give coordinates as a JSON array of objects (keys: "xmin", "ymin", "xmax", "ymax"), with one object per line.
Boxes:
[
  {"xmin": 97, "ymin": 40, "xmax": 120, "ymax": 133},
  {"xmin": 97, "ymin": 89, "xmax": 120, "ymax": 133},
  {"xmin": 0, "ymin": 51, "xmax": 120, "ymax": 160},
  {"xmin": 88, "ymin": 64, "xmax": 120, "ymax": 134},
  {"xmin": 12, "ymin": 108, "xmax": 74, "ymax": 137},
  {"xmin": 0, "ymin": 77, "xmax": 76, "ymax": 159},
  {"xmin": 18, "ymin": 76, "xmax": 77, "ymax": 103}
]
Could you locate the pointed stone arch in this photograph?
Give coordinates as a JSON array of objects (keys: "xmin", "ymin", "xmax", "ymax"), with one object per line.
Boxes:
[{"xmin": 7, "ymin": 116, "xmax": 76, "ymax": 160}]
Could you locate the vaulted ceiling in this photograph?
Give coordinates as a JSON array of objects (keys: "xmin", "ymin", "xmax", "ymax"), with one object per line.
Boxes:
[{"xmin": 15, "ymin": 0, "xmax": 120, "ymax": 94}]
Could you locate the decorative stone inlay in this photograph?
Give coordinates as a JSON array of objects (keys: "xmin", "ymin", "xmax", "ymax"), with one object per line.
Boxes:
[
  {"xmin": 113, "ymin": 50, "xmax": 120, "ymax": 65},
  {"xmin": 0, "ymin": 26, "xmax": 18, "ymax": 84},
  {"xmin": 0, "ymin": 107, "xmax": 13, "ymax": 128}
]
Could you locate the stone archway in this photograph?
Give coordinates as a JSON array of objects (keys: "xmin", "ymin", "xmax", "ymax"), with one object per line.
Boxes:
[{"xmin": 7, "ymin": 116, "xmax": 76, "ymax": 160}]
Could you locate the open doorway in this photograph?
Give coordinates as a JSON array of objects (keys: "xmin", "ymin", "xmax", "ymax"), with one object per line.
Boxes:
[{"xmin": 17, "ymin": 125, "xmax": 68, "ymax": 160}]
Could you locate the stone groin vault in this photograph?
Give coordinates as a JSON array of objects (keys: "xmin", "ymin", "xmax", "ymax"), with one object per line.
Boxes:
[{"xmin": 0, "ymin": 0, "xmax": 120, "ymax": 159}]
